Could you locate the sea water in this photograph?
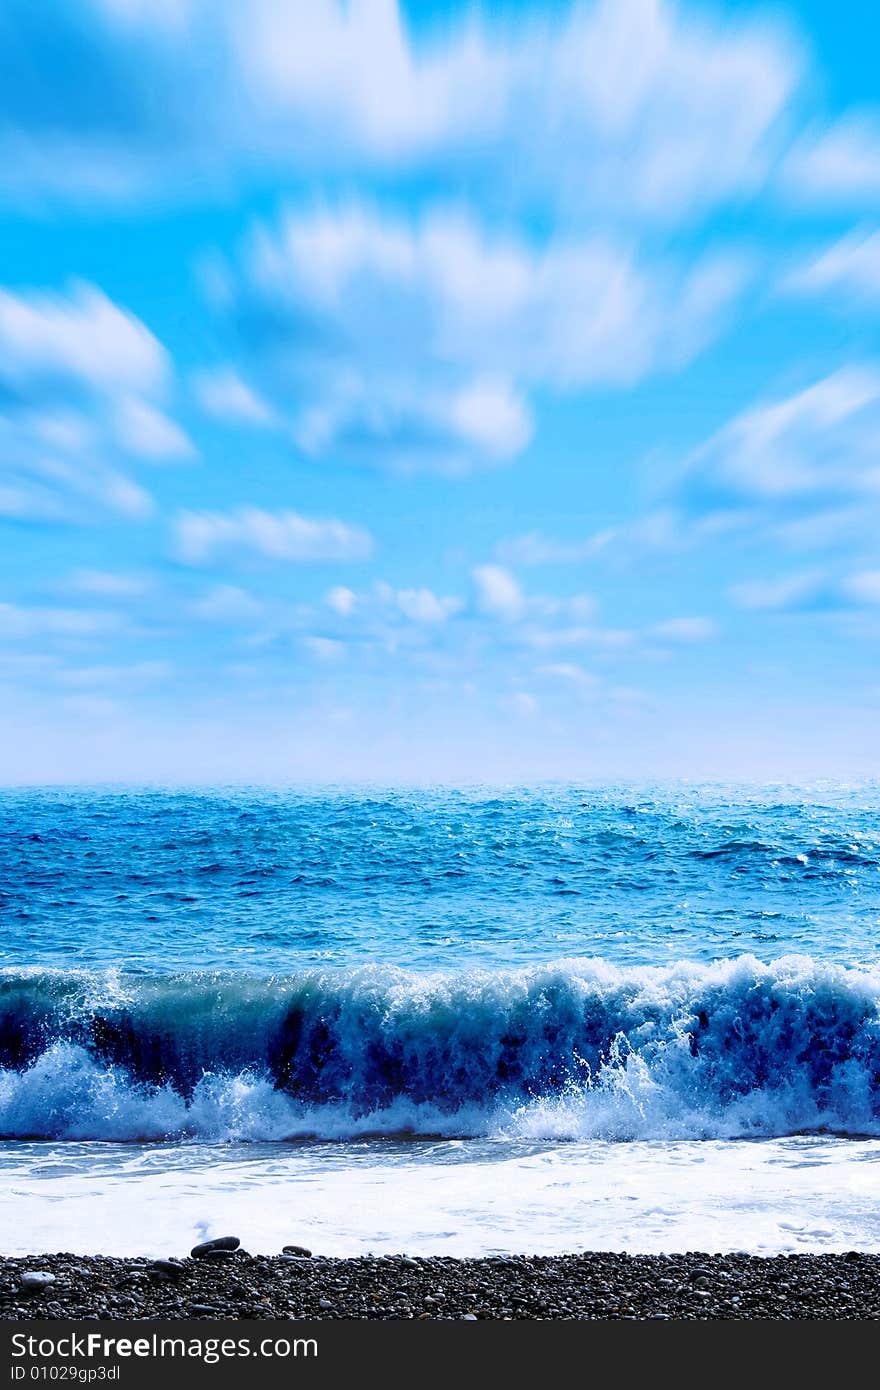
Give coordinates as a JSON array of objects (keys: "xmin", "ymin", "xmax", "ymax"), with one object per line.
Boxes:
[{"xmin": 2, "ymin": 784, "xmax": 879, "ymax": 1256}]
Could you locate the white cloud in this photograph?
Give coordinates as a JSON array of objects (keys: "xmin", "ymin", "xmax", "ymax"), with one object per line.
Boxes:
[
  {"xmin": 0, "ymin": 281, "xmax": 185, "ymax": 523},
  {"xmin": 686, "ymin": 367, "xmax": 880, "ymax": 501},
  {"xmin": 503, "ymin": 691, "xmax": 538, "ymax": 717},
  {"xmin": 497, "ymin": 512, "xmax": 691, "ymax": 567},
  {"xmin": 471, "ymin": 565, "xmax": 599, "ymax": 633},
  {"xmin": 472, "ymin": 564, "xmax": 524, "ymax": 621},
  {"xmin": 60, "ymin": 694, "xmax": 123, "ymax": 720},
  {"xmin": 729, "ymin": 572, "xmax": 822, "ymax": 611},
  {"xmin": 554, "ymin": 595, "xmax": 595, "ymax": 621},
  {"xmin": 0, "ymin": 0, "xmax": 798, "ymax": 221},
  {"xmin": 220, "ymin": 201, "xmax": 747, "ymax": 472},
  {"xmin": 67, "ymin": 569, "xmax": 153, "ymax": 598},
  {"xmin": 323, "ymin": 580, "xmax": 462, "ymax": 630},
  {"xmin": 112, "ymin": 397, "xmax": 195, "ymax": 460},
  {"xmin": 524, "ymin": 625, "xmax": 634, "ymax": 650},
  {"xmin": 0, "ymin": 603, "xmax": 121, "ymax": 639},
  {"xmin": 251, "ymin": 204, "xmax": 747, "ymax": 393},
  {"xmin": 787, "ymin": 229, "xmax": 880, "ymax": 301},
  {"xmin": 444, "ymin": 379, "xmax": 532, "ymax": 459},
  {"xmin": 192, "ymin": 367, "xmax": 275, "ymax": 427},
  {"xmin": 189, "ymin": 584, "xmax": 264, "ymax": 622},
  {"xmin": 0, "ymin": 281, "xmax": 167, "ymax": 395},
  {"xmin": 650, "ymin": 616, "xmax": 716, "ymax": 642},
  {"xmin": 768, "ymin": 504, "xmax": 880, "ymax": 553},
  {"xmin": 841, "ymin": 571, "xmax": 880, "ymax": 606},
  {"xmin": 55, "ymin": 659, "xmax": 170, "ymax": 687},
  {"xmin": 96, "ymin": 0, "xmax": 192, "ymax": 31},
  {"xmin": 390, "ymin": 587, "xmax": 462, "ymax": 624},
  {"xmin": 326, "ymin": 585, "xmax": 357, "ymax": 616},
  {"xmin": 174, "ymin": 505, "xmax": 374, "ymax": 565},
  {"xmin": 537, "ymin": 662, "xmax": 598, "ymax": 687},
  {"xmin": 784, "ymin": 117, "xmax": 880, "ymax": 204},
  {"xmin": 0, "ymin": 412, "xmax": 154, "ymax": 522},
  {"xmin": 641, "ymin": 372, "xmax": 880, "ymax": 571},
  {"xmin": 496, "ymin": 532, "xmax": 604, "ymax": 566},
  {"xmin": 295, "ymin": 371, "xmax": 533, "ymax": 473},
  {"xmin": 304, "ymin": 635, "xmax": 345, "ymax": 663},
  {"xmin": 729, "ymin": 569, "xmax": 880, "ymax": 613}
]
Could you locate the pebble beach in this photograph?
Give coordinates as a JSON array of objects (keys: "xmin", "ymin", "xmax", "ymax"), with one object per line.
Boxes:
[{"xmin": 3, "ymin": 1250, "xmax": 880, "ymax": 1321}]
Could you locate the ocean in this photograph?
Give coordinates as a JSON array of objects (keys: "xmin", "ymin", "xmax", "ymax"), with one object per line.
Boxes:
[{"xmin": 2, "ymin": 784, "xmax": 880, "ymax": 1258}]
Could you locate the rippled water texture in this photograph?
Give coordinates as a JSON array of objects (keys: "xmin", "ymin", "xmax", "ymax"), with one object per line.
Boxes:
[{"xmin": 2, "ymin": 784, "xmax": 879, "ymax": 971}]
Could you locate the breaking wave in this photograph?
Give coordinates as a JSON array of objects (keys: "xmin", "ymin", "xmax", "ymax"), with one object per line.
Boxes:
[{"xmin": 2, "ymin": 954, "xmax": 880, "ymax": 1142}]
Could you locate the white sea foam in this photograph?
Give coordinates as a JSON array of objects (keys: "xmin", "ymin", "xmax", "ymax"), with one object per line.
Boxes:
[
  {"xmin": 2, "ymin": 954, "xmax": 879, "ymax": 1141},
  {"xmin": 2, "ymin": 1133, "xmax": 879, "ymax": 1258}
]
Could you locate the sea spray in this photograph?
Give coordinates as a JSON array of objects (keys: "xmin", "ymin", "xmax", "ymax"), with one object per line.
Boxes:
[{"xmin": 2, "ymin": 954, "xmax": 879, "ymax": 1142}]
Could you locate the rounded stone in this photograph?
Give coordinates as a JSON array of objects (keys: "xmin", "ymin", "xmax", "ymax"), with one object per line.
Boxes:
[{"xmin": 191, "ymin": 1236, "xmax": 241, "ymax": 1259}]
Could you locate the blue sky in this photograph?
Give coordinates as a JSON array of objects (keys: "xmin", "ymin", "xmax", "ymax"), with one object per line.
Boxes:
[{"xmin": 1, "ymin": 0, "xmax": 880, "ymax": 783}]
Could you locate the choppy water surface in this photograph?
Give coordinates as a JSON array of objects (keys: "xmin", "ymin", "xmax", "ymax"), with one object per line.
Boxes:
[{"xmin": 2, "ymin": 784, "xmax": 878, "ymax": 970}]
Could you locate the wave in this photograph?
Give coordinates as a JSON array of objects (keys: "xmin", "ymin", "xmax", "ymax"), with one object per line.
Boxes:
[{"xmin": 1, "ymin": 955, "xmax": 880, "ymax": 1143}]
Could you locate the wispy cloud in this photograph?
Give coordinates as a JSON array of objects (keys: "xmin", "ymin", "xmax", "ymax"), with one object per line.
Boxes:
[
  {"xmin": 730, "ymin": 568, "xmax": 880, "ymax": 613},
  {"xmin": 842, "ymin": 570, "xmax": 880, "ymax": 606},
  {"xmin": 173, "ymin": 505, "xmax": 374, "ymax": 565},
  {"xmin": 188, "ymin": 584, "xmax": 265, "ymax": 623},
  {"xmin": 66, "ymin": 569, "xmax": 154, "ymax": 598},
  {"xmin": 0, "ymin": 413, "xmax": 154, "ymax": 523},
  {"xmin": 495, "ymin": 532, "xmax": 607, "ymax": 566},
  {"xmin": 0, "ymin": 280, "xmax": 189, "ymax": 522},
  {"xmin": 111, "ymin": 397, "xmax": 194, "ymax": 460},
  {"xmin": 729, "ymin": 570, "xmax": 824, "ymax": 611},
  {"xmin": 0, "ymin": 281, "xmax": 166, "ymax": 394},
  {"xmin": 786, "ymin": 228, "xmax": 880, "ymax": 301},
  {"xmin": 496, "ymin": 512, "xmax": 689, "ymax": 567},
  {"xmin": 501, "ymin": 691, "xmax": 538, "ymax": 717},
  {"xmin": 650, "ymin": 616, "xmax": 716, "ymax": 642},
  {"xmin": 376, "ymin": 583, "xmax": 462, "ymax": 624},
  {"xmin": 54, "ymin": 659, "xmax": 170, "ymax": 688},
  {"xmin": 0, "ymin": 602, "xmax": 122, "ymax": 639},
  {"xmin": 684, "ymin": 366, "xmax": 880, "ymax": 501},
  {"xmin": 325, "ymin": 585, "xmax": 357, "ymax": 617},
  {"xmin": 303, "ymin": 635, "xmax": 346, "ymax": 664},
  {"xmin": 523, "ymin": 624, "xmax": 634, "ymax": 652},
  {"xmin": 536, "ymin": 662, "xmax": 599, "ymax": 688},
  {"xmin": 784, "ymin": 116, "xmax": 880, "ymax": 204},
  {"xmin": 208, "ymin": 201, "xmax": 747, "ymax": 473},
  {"xmin": 472, "ymin": 565, "xmax": 525, "ymax": 621},
  {"xmin": 0, "ymin": 0, "xmax": 798, "ymax": 219},
  {"xmin": 191, "ymin": 367, "xmax": 275, "ymax": 427}
]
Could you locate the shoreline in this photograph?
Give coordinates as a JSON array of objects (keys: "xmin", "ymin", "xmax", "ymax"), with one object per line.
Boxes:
[{"xmin": 3, "ymin": 1252, "xmax": 880, "ymax": 1320}]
